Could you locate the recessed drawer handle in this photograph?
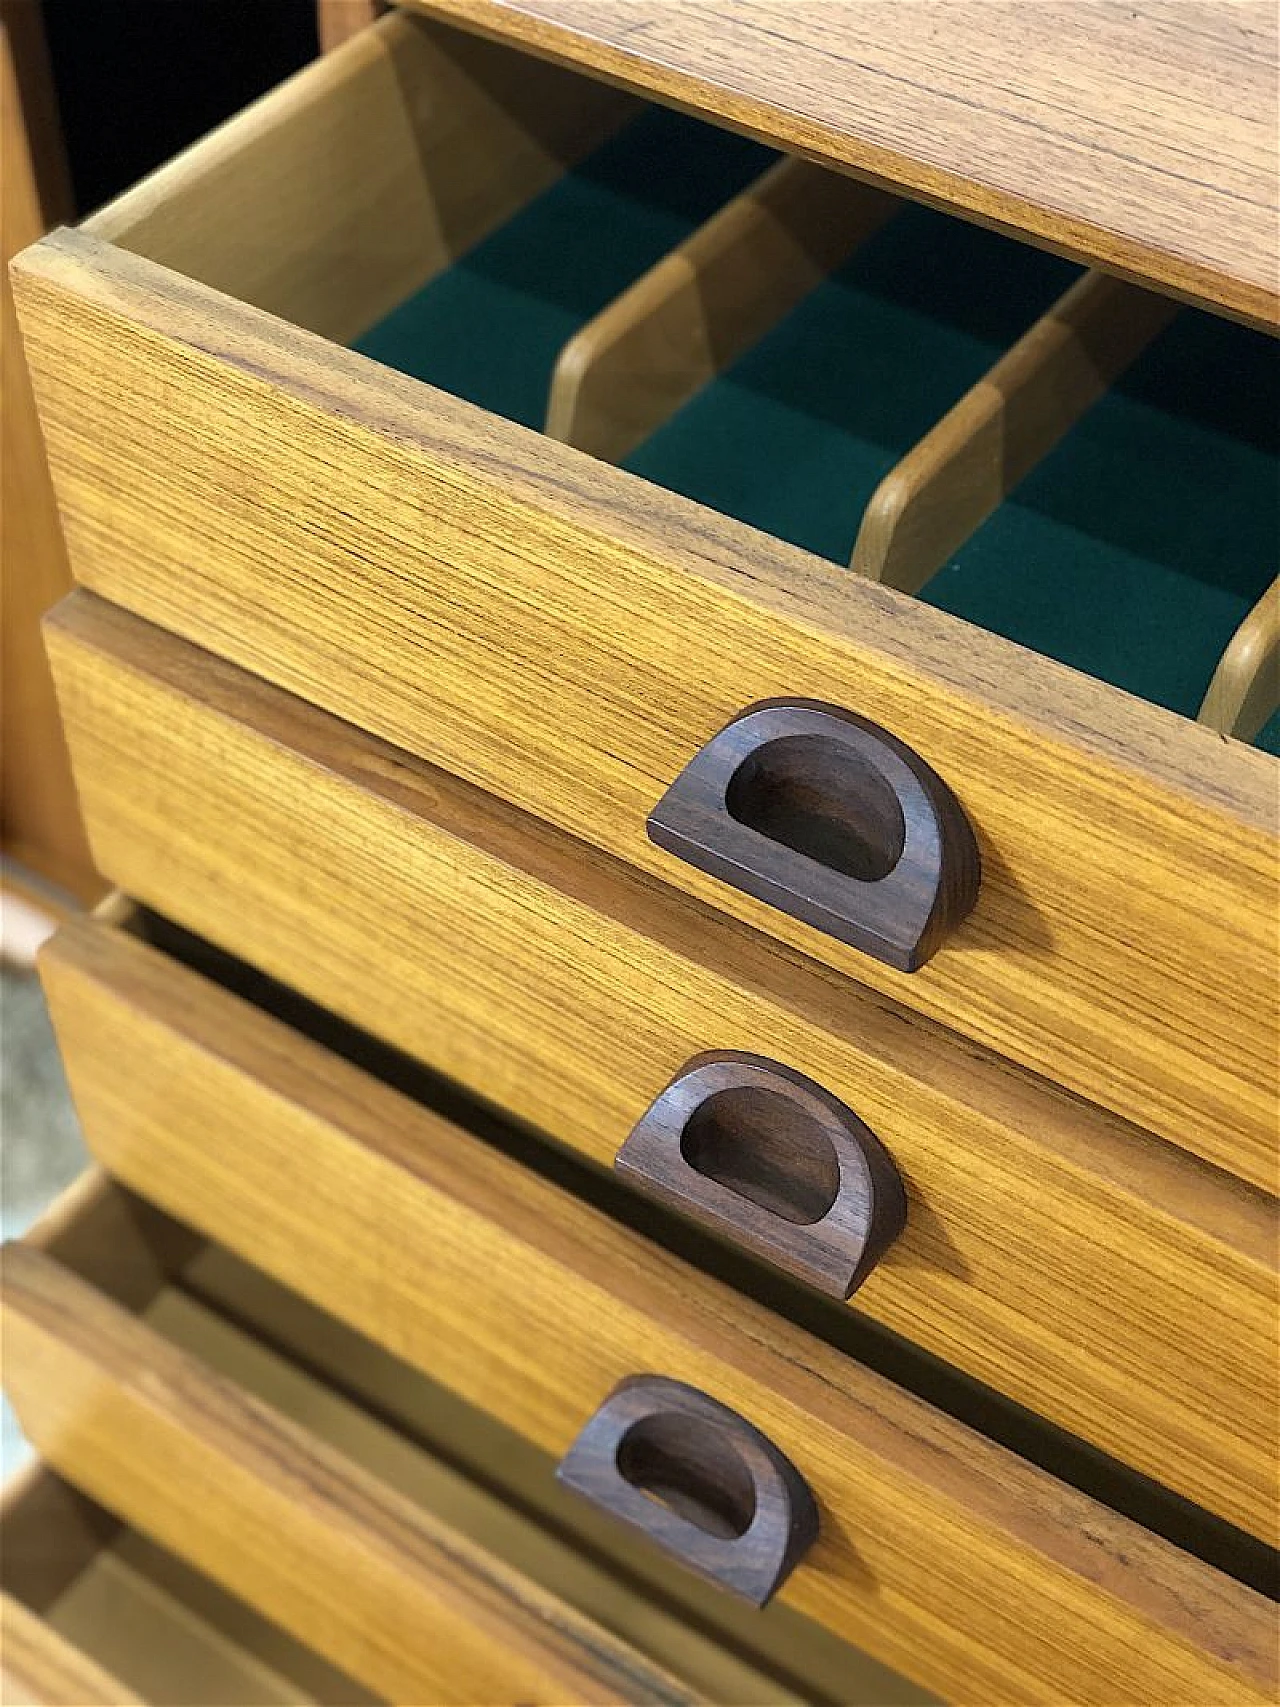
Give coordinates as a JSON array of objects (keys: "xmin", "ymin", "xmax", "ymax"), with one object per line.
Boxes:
[
  {"xmin": 615, "ymin": 1051, "xmax": 906, "ymax": 1298},
  {"xmin": 646, "ymin": 698, "xmax": 981, "ymax": 970},
  {"xmin": 556, "ymin": 1376, "xmax": 818, "ymax": 1606}
]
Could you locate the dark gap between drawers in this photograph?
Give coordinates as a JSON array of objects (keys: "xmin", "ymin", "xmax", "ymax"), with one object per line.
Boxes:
[{"xmin": 132, "ymin": 906, "xmax": 1280, "ymax": 1599}]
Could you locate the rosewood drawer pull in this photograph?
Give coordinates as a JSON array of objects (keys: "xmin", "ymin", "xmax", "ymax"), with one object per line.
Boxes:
[
  {"xmin": 615, "ymin": 1052, "xmax": 906, "ymax": 1297},
  {"xmin": 556, "ymin": 1376, "xmax": 817, "ymax": 1605},
  {"xmin": 647, "ymin": 698, "xmax": 981, "ymax": 970}
]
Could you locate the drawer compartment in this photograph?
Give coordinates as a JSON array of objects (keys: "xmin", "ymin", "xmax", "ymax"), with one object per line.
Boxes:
[
  {"xmin": 13, "ymin": 4, "xmax": 1277, "ymax": 1182},
  {"xmin": 31, "ymin": 919, "xmax": 1276, "ymax": 1704},
  {"xmin": 44, "ymin": 595, "xmax": 1278, "ymax": 1543},
  {"xmin": 572, "ymin": 208, "xmax": 1275, "ymax": 742},
  {"xmin": 1, "ymin": 1462, "xmax": 372, "ymax": 1705},
  {"xmin": 1, "ymin": 1175, "xmax": 717, "ymax": 1706}
]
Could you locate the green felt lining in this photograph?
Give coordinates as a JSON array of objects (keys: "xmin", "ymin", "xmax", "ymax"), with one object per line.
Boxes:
[
  {"xmin": 623, "ymin": 204, "xmax": 1080, "ymax": 562},
  {"xmin": 352, "ymin": 111, "xmax": 1278, "ymax": 753},
  {"xmin": 923, "ymin": 310, "xmax": 1278, "ymax": 730},
  {"xmin": 352, "ymin": 105, "xmax": 774, "ymax": 430}
]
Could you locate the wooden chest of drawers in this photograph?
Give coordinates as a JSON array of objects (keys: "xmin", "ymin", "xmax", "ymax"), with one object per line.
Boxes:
[{"xmin": 5, "ymin": 3, "xmax": 1277, "ymax": 1702}]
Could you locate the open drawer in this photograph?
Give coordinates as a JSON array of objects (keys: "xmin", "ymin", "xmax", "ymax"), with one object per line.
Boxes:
[
  {"xmin": 12, "ymin": 9, "xmax": 1277, "ymax": 1186},
  {"xmin": 41, "ymin": 598, "xmax": 1279, "ymax": 1545},
  {"xmin": 2, "ymin": 1173, "xmax": 824, "ymax": 1707},
  {"xmin": 26, "ymin": 916, "xmax": 1278, "ymax": 1701},
  {"xmin": 0, "ymin": 1462, "xmax": 375, "ymax": 1705}
]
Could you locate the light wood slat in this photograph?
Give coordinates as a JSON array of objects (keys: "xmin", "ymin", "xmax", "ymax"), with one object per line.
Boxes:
[
  {"xmin": 0, "ymin": 1592, "xmax": 143, "ymax": 1706},
  {"xmin": 14, "ymin": 233, "xmax": 1276, "ymax": 1188},
  {"xmin": 1199, "ymin": 578, "xmax": 1280, "ymax": 744},
  {"xmin": 851, "ymin": 272, "xmax": 1178, "ymax": 592},
  {"xmin": 0, "ymin": 1244, "xmax": 705, "ymax": 1707},
  {"xmin": 41, "ymin": 594, "xmax": 1279, "ymax": 1541},
  {"xmin": 546, "ymin": 156, "xmax": 897, "ymax": 463},
  {"xmin": 402, "ymin": 0, "xmax": 1280, "ymax": 330},
  {"xmin": 23, "ymin": 950, "xmax": 1277, "ymax": 1702},
  {"xmin": 83, "ymin": 9, "xmax": 638, "ymax": 345}
]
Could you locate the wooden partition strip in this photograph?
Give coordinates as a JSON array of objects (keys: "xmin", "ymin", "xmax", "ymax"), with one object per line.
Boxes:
[
  {"xmin": 545, "ymin": 156, "xmax": 896, "ymax": 463},
  {"xmin": 1199, "ymin": 578, "xmax": 1280, "ymax": 743},
  {"xmin": 852, "ymin": 272, "xmax": 1178, "ymax": 592},
  {"xmin": 317, "ymin": 0, "xmax": 387, "ymax": 53}
]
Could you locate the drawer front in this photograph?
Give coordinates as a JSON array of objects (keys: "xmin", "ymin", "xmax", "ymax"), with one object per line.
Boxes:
[
  {"xmin": 44, "ymin": 594, "xmax": 1278, "ymax": 1543},
  {"xmin": 14, "ymin": 220, "xmax": 1278, "ymax": 1187},
  {"xmin": 33, "ymin": 940, "xmax": 1277, "ymax": 1701},
  {"xmin": 1, "ymin": 1182, "xmax": 700, "ymax": 1707}
]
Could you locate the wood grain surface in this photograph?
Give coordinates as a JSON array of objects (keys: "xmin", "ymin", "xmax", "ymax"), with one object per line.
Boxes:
[
  {"xmin": 0, "ymin": 1594, "xmax": 144, "ymax": 1707},
  {"xmin": 5, "ymin": 1171, "xmax": 793, "ymax": 1707},
  {"xmin": 0, "ymin": 0, "xmax": 98, "ymax": 900},
  {"xmin": 37, "ymin": 610, "xmax": 1279, "ymax": 1543},
  {"xmin": 404, "ymin": 0, "xmax": 1280, "ymax": 329},
  {"xmin": 27, "ymin": 934, "xmax": 1277, "ymax": 1704},
  {"xmin": 14, "ymin": 236, "xmax": 1278, "ymax": 1187},
  {"xmin": 138, "ymin": 1283, "xmax": 800, "ymax": 1707},
  {"xmin": 0, "ymin": 1241, "xmax": 705, "ymax": 1707},
  {"xmin": 82, "ymin": 9, "xmax": 637, "ymax": 347},
  {"xmin": 175, "ymin": 1246, "xmax": 908, "ymax": 1707}
]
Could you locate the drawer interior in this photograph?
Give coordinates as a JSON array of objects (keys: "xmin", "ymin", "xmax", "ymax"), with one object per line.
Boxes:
[
  {"xmin": 82, "ymin": 8, "xmax": 1278, "ymax": 746},
  {"xmin": 616, "ymin": 204, "xmax": 1076, "ymax": 556},
  {"xmin": 914, "ymin": 309, "xmax": 1278, "ymax": 733},
  {"xmin": 353, "ymin": 104, "xmax": 775, "ymax": 429},
  {"xmin": 1, "ymin": 1466, "xmax": 370, "ymax": 1705}
]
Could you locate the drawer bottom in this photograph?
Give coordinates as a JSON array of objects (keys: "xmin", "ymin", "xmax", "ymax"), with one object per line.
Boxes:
[{"xmin": 0, "ymin": 1463, "xmax": 373, "ymax": 1706}]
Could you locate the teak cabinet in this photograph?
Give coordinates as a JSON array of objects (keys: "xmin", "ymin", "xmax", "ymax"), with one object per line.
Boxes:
[{"xmin": 5, "ymin": 4, "xmax": 1277, "ymax": 1702}]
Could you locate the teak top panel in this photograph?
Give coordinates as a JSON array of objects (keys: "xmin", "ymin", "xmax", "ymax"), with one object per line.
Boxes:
[{"xmin": 407, "ymin": 0, "xmax": 1280, "ymax": 329}]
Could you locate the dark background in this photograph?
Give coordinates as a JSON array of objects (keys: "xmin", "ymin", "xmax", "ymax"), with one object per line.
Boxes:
[{"xmin": 43, "ymin": 0, "xmax": 319, "ymax": 215}]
